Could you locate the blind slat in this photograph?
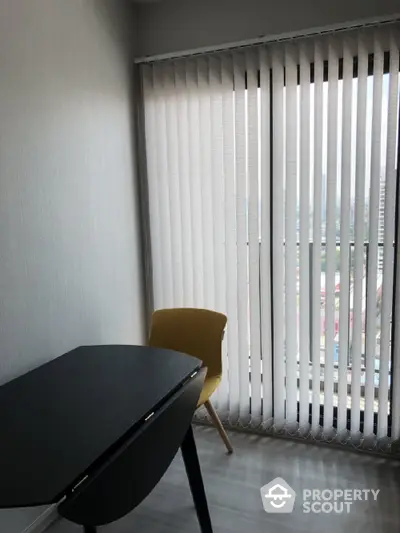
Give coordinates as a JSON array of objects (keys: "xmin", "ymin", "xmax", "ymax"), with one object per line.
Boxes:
[
  {"xmin": 186, "ymin": 60, "xmax": 205, "ymax": 307},
  {"xmin": 154, "ymin": 65, "xmax": 174, "ymax": 307},
  {"xmin": 174, "ymin": 62, "xmax": 194, "ymax": 306},
  {"xmin": 324, "ymin": 41, "xmax": 339, "ymax": 431},
  {"xmin": 246, "ymin": 50, "xmax": 262, "ymax": 422},
  {"xmin": 377, "ymin": 35, "xmax": 399, "ymax": 437},
  {"xmin": 351, "ymin": 36, "xmax": 368, "ymax": 435},
  {"xmin": 222, "ymin": 55, "xmax": 240, "ymax": 420},
  {"xmin": 259, "ymin": 48, "xmax": 273, "ymax": 423},
  {"xmin": 393, "ymin": 224, "xmax": 400, "ymax": 439},
  {"xmin": 143, "ymin": 66, "xmax": 164, "ymax": 309},
  {"xmin": 272, "ymin": 49, "xmax": 286, "ymax": 425},
  {"xmin": 299, "ymin": 44, "xmax": 311, "ymax": 427},
  {"xmin": 234, "ymin": 54, "xmax": 250, "ymax": 420},
  {"xmin": 209, "ymin": 56, "xmax": 227, "ymax": 410},
  {"xmin": 312, "ymin": 41, "xmax": 324, "ymax": 431},
  {"xmin": 285, "ymin": 45, "xmax": 299, "ymax": 423},
  {"xmin": 364, "ymin": 37, "xmax": 384, "ymax": 436},
  {"xmin": 198, "ymin": 58, "xmax": 216, "ymax": 310},
  {"xmin": 163, "ymin": 64, "xmax": 184, "ymax": 306},
  {"xmin": 337, "ymin": 41, "xmax": 353, "ymax": 432}
]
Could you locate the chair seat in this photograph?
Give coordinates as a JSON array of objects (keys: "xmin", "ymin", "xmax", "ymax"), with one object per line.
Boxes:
[{"xmin": 197, "ymin": 376, "xmax": 221, "ymax": 408}]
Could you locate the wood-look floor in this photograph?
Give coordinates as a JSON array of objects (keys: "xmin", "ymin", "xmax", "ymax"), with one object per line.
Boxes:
[{"xmin": 47, "ymin": 425, "xmax": 400, "ymax": 533}]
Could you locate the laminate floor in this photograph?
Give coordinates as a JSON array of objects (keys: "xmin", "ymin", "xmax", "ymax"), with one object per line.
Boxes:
[{"xmin": 46, "ymin": 425, "xmax": 400, "ymax": 533}]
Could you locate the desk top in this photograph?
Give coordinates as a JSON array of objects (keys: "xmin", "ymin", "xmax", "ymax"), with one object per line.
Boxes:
[{"xmin": 0, "ymin": 345, "xmax": 201, "ymax": 508}]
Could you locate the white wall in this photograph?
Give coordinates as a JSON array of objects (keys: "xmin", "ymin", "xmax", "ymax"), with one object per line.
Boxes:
[
  {"xmin": 0, "ymin": 0, "xmax": 143, "ymax": 530},
  {"xmin": 136, "ymin": 0, "xmax": 400, "ymax": 57}
]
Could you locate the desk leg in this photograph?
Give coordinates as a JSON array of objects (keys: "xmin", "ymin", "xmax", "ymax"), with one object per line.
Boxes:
[{"xmin": 181, "ymin": 425, "xmax": 213, "ymax": 533}]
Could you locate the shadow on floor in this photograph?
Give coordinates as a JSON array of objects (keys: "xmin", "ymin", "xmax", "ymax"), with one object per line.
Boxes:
[{"xmin": 47, "ymin": 425, "xmax": 400, "ymax": 533}]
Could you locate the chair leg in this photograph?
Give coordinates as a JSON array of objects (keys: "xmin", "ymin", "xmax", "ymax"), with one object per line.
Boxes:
[{"xmin": 204, "ymin": 400, "xmax": 233, "ymax": 454}]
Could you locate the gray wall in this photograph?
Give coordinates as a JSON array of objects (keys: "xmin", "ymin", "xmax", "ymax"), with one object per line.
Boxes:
[
  {"xmin": 136, "ymin": 0, "xmax": 400, "ymax": 57},
  {"xmin": 0, "ymin": 0, "xmax": 143, "ymax": 530}
]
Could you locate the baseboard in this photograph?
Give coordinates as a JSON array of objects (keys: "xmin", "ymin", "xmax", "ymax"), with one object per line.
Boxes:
[{"xmin": 22, "ymin": 505, "xmax": 59, "ymax": 533}]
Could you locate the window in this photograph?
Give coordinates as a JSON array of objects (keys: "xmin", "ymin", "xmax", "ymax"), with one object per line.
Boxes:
[{"xmin": 141, "ymin": 25, "xmax": 400, "ymax": 447}]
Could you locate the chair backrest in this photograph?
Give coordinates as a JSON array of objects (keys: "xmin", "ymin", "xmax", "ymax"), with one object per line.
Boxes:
[{"xmin": 149, "ymin": 308, "xmax": 227, "ymax": 379}]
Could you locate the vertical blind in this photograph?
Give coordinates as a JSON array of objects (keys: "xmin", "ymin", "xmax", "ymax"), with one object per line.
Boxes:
[{"xmin": 141, "ymin": 25, "xmax": 400, "ymax": 450}]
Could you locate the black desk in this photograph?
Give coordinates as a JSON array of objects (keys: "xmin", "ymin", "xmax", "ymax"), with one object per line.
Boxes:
[{"xmin": 0, "ymin": 345, "xmax": 212, "ymax": 533}]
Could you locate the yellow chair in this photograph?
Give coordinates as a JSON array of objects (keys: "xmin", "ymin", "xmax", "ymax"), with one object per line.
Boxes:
[{"xmin": 149, "ymin": 308, "xmax": 233, "ymax": 453}]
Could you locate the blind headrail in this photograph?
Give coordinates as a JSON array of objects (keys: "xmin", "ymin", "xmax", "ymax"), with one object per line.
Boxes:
[{"xmin": 134, "ymin": 13, "xmax": 400, "ymax": 65}]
